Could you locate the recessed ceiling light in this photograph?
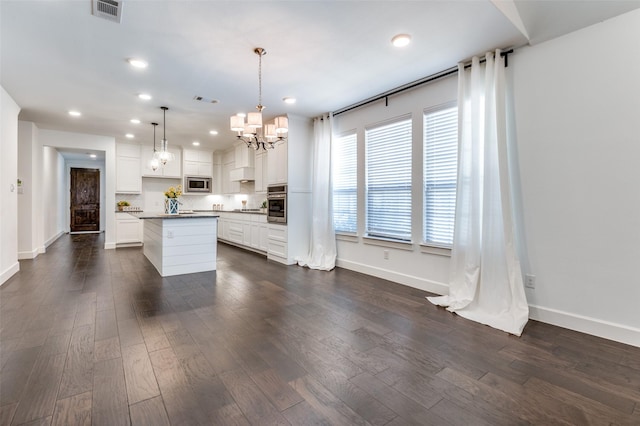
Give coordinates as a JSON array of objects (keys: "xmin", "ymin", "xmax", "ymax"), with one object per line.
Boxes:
[
  {"xmin": 130, "ymin": 118, "xmax": 141, "ymax": 124},
  {"xmin": 391, "ymin": 34, "xmax": 411, "ymax": 47},
  {"xmin": 138, "ymin": 93, "xmax": 152, "ymax": 100},
  {"xmin": 68, "ymin": 110, "xmax": 81, "ymax": 117},
  {"xmin": 192, "ymin": 141, "xmax": 200, "ymax": 146},
  {"xmin": 283, "ymin": 97, "xmax": 296, "ymax": 104},
  {"xmin": 209, "ymin": 130, "xmax": 218, "ymax": 135},
  {"xmin": 125, "ymin": 133, "xmax": 134, "ymax": 139},
  {"xmin": 128, "ymin": 58, "xmax": 148, "ymax": 69},
  {"xmin": 89, "ymin": 154, "xmax": 97, "ymax": 158}
]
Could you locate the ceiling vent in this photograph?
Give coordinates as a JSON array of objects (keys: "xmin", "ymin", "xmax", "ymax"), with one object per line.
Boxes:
[
  {"xmin": 92, "ymin": 0, "xmax": 123, "ymax": 23},
  {"xmin": 193, "ymin": 96, "xmax": 219, "ymax": 104}
]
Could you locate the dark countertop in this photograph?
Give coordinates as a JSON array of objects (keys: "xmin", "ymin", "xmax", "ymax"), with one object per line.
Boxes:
[
  {"xmin": 129, "ymin": 211, "xmax": 220, "ymax": 220},
  {"xmin": 202, "ymin": 209, "xmax": 267, "ymax": 215}
]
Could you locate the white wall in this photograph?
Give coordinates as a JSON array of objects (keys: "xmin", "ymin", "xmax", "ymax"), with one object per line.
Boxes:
[
  {"xmin": 18, "ymin": 121, "xmax": 43, "ymax": 259},
  {"xmin": 511, "ymin": 9, "xmax": 640, "ymax": 345},
  {"xmin": 332, "ymin": 75, "xmax": 457, "ymax": 295},
  {"xmin": 0, "ymin": 86, "xmax": 21, "ymax": 285},
  {"xmin": 39, "ymin": 129, "xmax": 117, "ymax": 249},
  {"xmin": 42, "ymin": 146, "xmax": 65, "ymax": 246}
]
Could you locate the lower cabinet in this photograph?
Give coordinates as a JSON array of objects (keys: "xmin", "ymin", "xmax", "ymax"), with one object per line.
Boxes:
[
  {"xmin": 217, "ymin": 212, "xmax": 289, "ymax": 263},
  {"xmin": 115, "ymin": 213, "xmax": 143, "ymax": 245},
  {"xmin": 217, "ymin": 212, "xmax": 269, "ymax": 254}
]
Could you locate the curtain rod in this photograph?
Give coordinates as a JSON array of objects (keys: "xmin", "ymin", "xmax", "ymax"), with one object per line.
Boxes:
[{"xmin": 332, "ymin": 49, "xmax": 513, "ymax": 117}]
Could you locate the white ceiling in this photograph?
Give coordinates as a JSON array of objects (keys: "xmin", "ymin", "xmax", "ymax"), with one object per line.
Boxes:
[{"xmin": 2, "ymin": 0, "xmax": 639, "ymax": 153}]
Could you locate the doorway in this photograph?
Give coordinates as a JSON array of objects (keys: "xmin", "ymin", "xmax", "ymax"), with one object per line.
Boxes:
[{"xmin": 70, "ymin": 167, "xmax": 100, "ymax": 233}]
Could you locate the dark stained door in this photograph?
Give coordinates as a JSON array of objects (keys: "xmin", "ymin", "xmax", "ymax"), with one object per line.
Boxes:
[{"xmin": 70, "ymin": 168, "xmax": 100, "ymax": 232}]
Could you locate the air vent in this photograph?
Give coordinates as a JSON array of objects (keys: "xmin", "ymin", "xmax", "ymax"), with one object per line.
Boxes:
[
  {"xmin": 92, "ymin": 0, "xmax": 123, "ymax": 23},
  {"xmin": 193, "ymin": 96, "xmax": 219, "ymax": 104}
]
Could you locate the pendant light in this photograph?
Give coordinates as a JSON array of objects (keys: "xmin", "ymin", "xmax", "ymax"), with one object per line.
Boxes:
[
  {"xmin": 154, "ymin": 106, "xmax": 174, "ymax": 165},
  {"xmin": 150, "ymin": 122, "xmax": 159, "ymax": 171}
]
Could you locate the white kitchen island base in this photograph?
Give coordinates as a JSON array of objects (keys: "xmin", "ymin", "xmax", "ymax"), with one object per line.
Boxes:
[{"xmin": 142, "ymin": 216, "xmax": 218, "ymax": 277}]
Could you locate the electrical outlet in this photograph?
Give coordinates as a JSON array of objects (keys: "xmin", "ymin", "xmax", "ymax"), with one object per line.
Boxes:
[
  {"xmin": 525, "ymin": 274, "xmax": 536, "ymax": 289},
  {"xmin": 167, "ymin": 230, "xmax": 173, "ymax": 239},
  {"xmin": 383, "ymin": 250, "xmax": 389, "ymax": 260}
]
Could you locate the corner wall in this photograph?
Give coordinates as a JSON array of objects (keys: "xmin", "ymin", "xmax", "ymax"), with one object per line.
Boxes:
[
  {"xmin": 0, "ymin": 86, "xmax": 21, "ymax": 285},
  {"xmin": 510, "ymin": 9, "xmax": 640, "ymax": 346}
]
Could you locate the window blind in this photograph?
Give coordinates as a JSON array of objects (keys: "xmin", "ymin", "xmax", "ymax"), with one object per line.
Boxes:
[
  {"xmin": 423, "ymin": 105, "xmax": 457, "ymax": 246},
  {"xmin": 333, "ymin": 133, "xmax": 358, "ymax": 233},
  {"xmin": 366, "ymin": 118, "xmax": 412, "ymax": 241}
]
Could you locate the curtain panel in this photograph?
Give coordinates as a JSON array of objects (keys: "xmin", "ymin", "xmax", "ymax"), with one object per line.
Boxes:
[
  {"xmin": 297, "ymin": 114, "xmax": 337, "ymax": 271},
  {"xmin": 428, "ymin": 50, "xmax": 529, "ymax": 336}
]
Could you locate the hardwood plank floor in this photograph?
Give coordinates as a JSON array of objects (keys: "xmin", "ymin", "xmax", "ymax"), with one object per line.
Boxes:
[{"xmin": 1, "ymin": 233, "xmax": 640, "ymax": 425}]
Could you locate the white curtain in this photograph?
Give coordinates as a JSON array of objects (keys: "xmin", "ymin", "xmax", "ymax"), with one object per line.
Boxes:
[
  {"xmin": 297, "ymin": 114, "xmax": 337, "ymax": 271},
  {"xmin": 428, "ymin": 50, "xmax": 529, "ymax": 336}
]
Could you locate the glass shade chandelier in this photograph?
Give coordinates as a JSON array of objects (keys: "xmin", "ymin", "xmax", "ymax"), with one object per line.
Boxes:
[
  {"xmin": 229, "ymin": 47, "xmax": 288, "ymax": 150},
  {"xmin": 154, "ymin": 106, "xmax": 174, "ymax": 165}
]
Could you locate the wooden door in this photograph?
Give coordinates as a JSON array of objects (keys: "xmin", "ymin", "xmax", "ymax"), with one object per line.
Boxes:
[{"xmin": 70, "ymin": 168, "xmax": 100, "ymax": 232}]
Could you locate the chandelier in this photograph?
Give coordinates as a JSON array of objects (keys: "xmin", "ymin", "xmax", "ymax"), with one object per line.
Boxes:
[
  {"xmin": 154, "ymin": 106, "xmax": 174, "ymax": 165},
  {"xmin": 229, "ymin": 47, "xmax": 288, "ymax": 150}
]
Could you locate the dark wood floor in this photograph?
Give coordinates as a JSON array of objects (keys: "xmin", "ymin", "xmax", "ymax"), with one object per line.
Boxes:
[{"xmin": 1, "ymin": 234, "xmax": 639, "ymax": 425}]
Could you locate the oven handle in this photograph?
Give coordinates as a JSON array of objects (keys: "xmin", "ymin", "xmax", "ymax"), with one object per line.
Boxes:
[{"xmin": 267, "ymin": 193, "xmax": 286, "ymax": 199}]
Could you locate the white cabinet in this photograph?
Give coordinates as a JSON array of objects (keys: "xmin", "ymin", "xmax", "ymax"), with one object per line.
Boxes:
[
  {"xmin": 183, "ymin": 149, "xmax": 213, "ymax": 177},
  {"xmin": 217, "ymin": 212, "xmax": 268, "ymax": 254},
  {"xmin": 116, "ymin": 143, "xmax": 141, "ymax": 193},
  {"xmin": 254, "ymin": 151, "xmax": 267, "ymax": 193},
  {"xmin": 235, "ymin": 143, "xmax": 255, "ymax": 168},
  {"xmin": 212, "ymin": 153, "xmax": 222, "ymax": 194},
  {"xmin": 222, "ymin": 150, "xmax": 240, "ymax": 194},
  {"xmin": 115, "ymin": 213, "xmax": 143, "ymax": 245},
  {"xmin": 141, "ymin": 146, "xmax": 182, "ymax": 178},
  {"xmin": 267, "ymin": 140, "xmax": 287, "ymax": 185},
  {"xmin": 267, "ymin": 224, "xmax": 288, "ymax": 260}
]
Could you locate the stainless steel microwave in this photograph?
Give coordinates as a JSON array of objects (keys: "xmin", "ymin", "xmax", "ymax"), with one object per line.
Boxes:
[{"xmin": 184, "ymin": 176, "xmax": 212, "ymax": 193}]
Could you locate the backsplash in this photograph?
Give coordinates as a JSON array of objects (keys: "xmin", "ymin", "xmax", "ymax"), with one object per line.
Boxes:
[{"xmin": 116, "ymin": 178, "xmax": 267, "ymax": 212}]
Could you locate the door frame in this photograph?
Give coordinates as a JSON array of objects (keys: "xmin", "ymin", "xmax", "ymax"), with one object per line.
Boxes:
[{"xmin": 65, "ymin": 160, "xmax": 106, "ymax": 233}]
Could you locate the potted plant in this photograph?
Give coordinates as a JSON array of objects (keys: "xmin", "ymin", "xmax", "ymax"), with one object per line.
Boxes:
[
  {"xmin": 117, "ymin": 200, "xmax": 130, "ymax": 211},
  {"xmin": 260, "ymin": 200, "xmax": 267, "ymax": 213}
]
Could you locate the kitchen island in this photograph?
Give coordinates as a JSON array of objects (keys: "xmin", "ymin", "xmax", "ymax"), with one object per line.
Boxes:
[{"xmin": 132, "ymin": 212, "xmax": 219, "ymax": 277}]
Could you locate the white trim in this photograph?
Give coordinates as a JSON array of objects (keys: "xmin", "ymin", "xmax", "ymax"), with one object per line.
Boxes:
[
  {"xmin": 419, "ymin": 244, "xmax": 452, "ymax": 257},
  {"xmin": 18, "ymin": 248, "xmax": 39, "ymax": 260},
  {"xmin": 104, "ymin": 242, "xmax": 116, "ymax": 250},
  {"xmin": 363, "ymin": 236, "xmax": 413, "ymax": 251},
  {"xmin": 45, "ymin": 230, "xmax": 64, "ymax": 249},
  {"xmin": 0, "ymin": 262, "xmax": 20, "ymax": 287},
  {"xmin": 528, "ymin": 304, "xmax": 640, "ymax": 348},
  {"xmin": 336, "ymin": 258, "xmax": 449, "ymax": 295}
]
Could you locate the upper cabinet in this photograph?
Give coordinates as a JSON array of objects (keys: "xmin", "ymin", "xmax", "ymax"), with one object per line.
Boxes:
[
  {"xmin": 267, "ymin": 140, "xmax": 288, "ymax": 185},
  {"xmin": 183, "ymin": 149, "xmax": 213, "ymax": 177},
  {"xmin": 254, "ymin": 150, "xmax": 267, "ymax": 193},
  {"xmin": 235, "ymin": 142, "xmax": 255, "ymax": 168},
  {"xmin": 140, "ymin": 146, "xmax": 182, "ymax": 178},
  {"xmin": 116, "ymin": 143, "xmax": 141, "ymax": 193}
]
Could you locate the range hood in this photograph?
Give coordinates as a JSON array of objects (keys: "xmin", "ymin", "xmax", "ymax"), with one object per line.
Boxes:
[{"xmin": 230, "ymin": 167, "xmax": 255, "ymax": 182}]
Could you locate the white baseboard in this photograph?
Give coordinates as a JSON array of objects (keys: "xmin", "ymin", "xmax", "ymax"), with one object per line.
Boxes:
[
  {"xmin": 44, "ymin": 231, "xmax": 65, "ymax": 249},
  {"xmin": 0, "ymin": 262, "xmax": 20, "ymax": 287},
  {"xmin": 335, "ymin": 258, "xmax": 640, "ymax": 348},
  {"xmin": 336, "ymin": 258, "xmax": 449, "ymax": 296},
  {"xmin": 104, "ymin": 242, "xmax": 116, "ymax": 250},
  {"xmin": 18, "ymin": 248, "xmax": 39, "ymax": 260},
  {"xmin": 529, "ymin": 304, "xmax": 640, "ymax": 348}
]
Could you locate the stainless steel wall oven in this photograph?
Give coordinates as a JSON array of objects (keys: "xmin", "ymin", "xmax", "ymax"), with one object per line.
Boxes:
[{"xmin": 267, "ymin": 184, "xmax": 287, "ymax": 223}]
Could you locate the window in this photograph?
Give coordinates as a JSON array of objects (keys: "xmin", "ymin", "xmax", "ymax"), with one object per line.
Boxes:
[
  {"xmin": 332, "ymin": 132, "xmax": 357, "ymax": 233},
  {"xmin": 423, "ymin": 104, "xmax": 458, "ymax": 246},
  {"xmin": 366, "ymin": 117, "xmax": 412, "ymax": 241}
]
